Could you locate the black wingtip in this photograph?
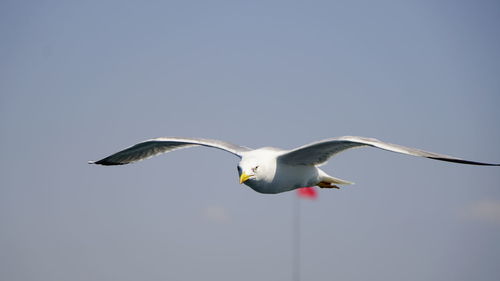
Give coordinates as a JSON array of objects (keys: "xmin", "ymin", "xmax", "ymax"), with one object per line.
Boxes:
[
  {"xmin": 427, "ymin": 157, "xmax": 500, "ymax": 166},
  {"xmin": 88, "ymin": 159, "xmax": 127, "ymax": 166}
]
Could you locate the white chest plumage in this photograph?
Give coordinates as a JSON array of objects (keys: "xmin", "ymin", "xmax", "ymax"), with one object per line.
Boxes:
[
  {"xmin": 238, "ymin": 148, "xmax": 321, "ymax": 194},
  {"xmin": 245, "ymin": 164, "xmax": 320, "ymax": 194}
]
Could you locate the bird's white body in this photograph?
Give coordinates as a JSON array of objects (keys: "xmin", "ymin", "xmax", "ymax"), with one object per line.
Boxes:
[
  {"xmin": 90, "ymin": 136, "xmax": 499, "ymax": 194},
  {"xmin": 239, "ymin": 147, "xmax": 323, "ymax": 193}
]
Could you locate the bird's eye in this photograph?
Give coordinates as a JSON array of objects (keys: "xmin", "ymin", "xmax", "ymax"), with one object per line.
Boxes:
[
  {"xmin": 237, "ymin": 166, "xmax": 242, "ymax": 173},
  {"xmin": 251, "ymin": 166, "xmax": 259, "ymax": 173}
]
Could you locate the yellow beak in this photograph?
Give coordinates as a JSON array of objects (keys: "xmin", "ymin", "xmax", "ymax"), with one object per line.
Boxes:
[{"xmin": 239, "ymin": 172, "xmax": 252, "ymax": 184}]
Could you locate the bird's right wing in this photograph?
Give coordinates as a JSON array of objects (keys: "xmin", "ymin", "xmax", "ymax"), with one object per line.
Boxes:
[
  {"xmin": 89, "ymin": 137, "xmax": 251, "ymax": 165},
  {"xmin": 278, "ymin": 136, "xmax": 500, "ymax": 166}
]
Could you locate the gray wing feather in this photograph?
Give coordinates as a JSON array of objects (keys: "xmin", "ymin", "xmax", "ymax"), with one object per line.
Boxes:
[
  {"xmin": 278, "ymin": 136, "xmax": 500, "ymax": 166},
  {"xmin": 89, "ymin": 137, "xmax": 251, "ymax": 166}
]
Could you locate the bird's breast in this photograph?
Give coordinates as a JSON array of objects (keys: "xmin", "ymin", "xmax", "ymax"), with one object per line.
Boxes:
[{"xmin": 245, "ymin": 164, "xmax": 319, "ymax": 194}]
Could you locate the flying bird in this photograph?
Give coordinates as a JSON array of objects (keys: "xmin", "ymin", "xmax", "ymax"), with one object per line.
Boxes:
[{"xmin": 89, "ymin": 136, "xmax": 499, "ymax": 194}]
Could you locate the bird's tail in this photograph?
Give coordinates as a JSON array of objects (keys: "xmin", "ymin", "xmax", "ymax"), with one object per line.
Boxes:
[
  {"xmin": 322, "ymin": 175, "xmax": 354, "ymax": 185},
  {"xmin": 318, "ymin": 170, "xmax": 354, "ymax": 185}
]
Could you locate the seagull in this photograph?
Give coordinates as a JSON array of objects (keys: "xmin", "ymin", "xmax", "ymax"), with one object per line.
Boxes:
[{"xmin": 89, "ymin": 136, "xmax": 499, "ymax": 194}]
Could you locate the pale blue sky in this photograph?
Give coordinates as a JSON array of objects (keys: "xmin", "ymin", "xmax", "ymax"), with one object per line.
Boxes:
[{"xmin": 1, "ymin": 1, "xmax": 500, "ymax": 280}]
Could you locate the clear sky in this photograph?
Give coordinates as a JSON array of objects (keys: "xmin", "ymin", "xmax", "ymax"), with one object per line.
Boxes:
[{"xmin": 1, "ymin": 1, "xmax": 499, "ymax": 280}]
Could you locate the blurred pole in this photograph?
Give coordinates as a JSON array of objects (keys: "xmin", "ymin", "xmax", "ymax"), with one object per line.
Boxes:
[{"xmin": 293, "ymin": 195, "xmax": 300, "ymax": 281}]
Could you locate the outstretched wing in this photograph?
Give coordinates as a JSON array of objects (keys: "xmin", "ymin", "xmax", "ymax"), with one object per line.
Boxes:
[
  {"xmin": 89, "ymin": 137, "xmax": 251, "ymax": 166},
  {"xmin": 278, "ymin": 136, "xmax": 500, "ymax": 166}
]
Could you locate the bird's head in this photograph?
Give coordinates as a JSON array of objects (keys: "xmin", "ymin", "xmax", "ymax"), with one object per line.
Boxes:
[
  {"xmin": 237, "ymin": 162, "xmax": 260, "ymax": 184},
  {"xmin": 237, "ymin": 148, "xmax": 279, "ymax": 187}
]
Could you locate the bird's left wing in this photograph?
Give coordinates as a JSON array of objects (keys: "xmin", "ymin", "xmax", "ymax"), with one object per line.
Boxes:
[
  {"xmin": 89, "ymin": 137, "xmax": 251, "ymax": 165},
  {"xmin": 278, "ymin": 136, "xmax": 500, "ymax": 166}
]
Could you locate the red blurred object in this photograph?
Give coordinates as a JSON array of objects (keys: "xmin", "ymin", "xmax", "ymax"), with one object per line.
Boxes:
[{"xmin": 296, "ymin": 187, "xmax": 318, "ymax": 199}]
